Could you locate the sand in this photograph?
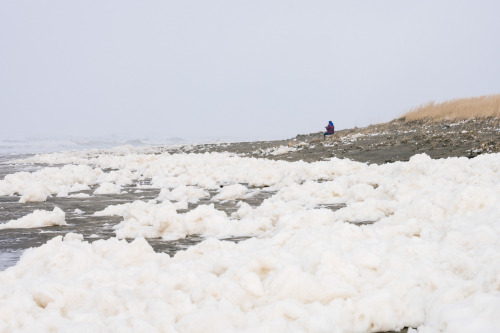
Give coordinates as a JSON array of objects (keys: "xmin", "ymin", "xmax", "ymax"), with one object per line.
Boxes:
[{"xmin": 163, "ymin": 118, "xmax": 500, "ymax": 164}]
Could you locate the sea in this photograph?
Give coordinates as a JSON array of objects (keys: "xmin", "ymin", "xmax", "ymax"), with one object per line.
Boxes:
[{"xmin": 0, "ymin": 135, "xmax": 244, "ymax": 156}]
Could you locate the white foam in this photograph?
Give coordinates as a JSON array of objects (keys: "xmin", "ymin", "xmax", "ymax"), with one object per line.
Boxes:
[
  {"xmin": 93, "ymin": 182, "xmax": 122, "ymax": 195},
  {"xmin": 213, "ymin": 184, "xmax": 248, "ymax": 201},
  {"xmin": 0, "ymin": 165, "xmax": 103, "ymax": 202},
  {"xmin": 97, "ymin": 201, "xmax": 231, "ymax": 240},
  {"xmin": 68, "ymin": 193, "xmax": 90, "ymax": 198},
  {"xmin": 20, "ymin": 151, "xmax": 338, "ymax": 189},
  {"xmin": 157, "ymin": 185, "xmax": 210, "ymax": 203},
  {"xmin": 257, "ymin": 145, "xmax": 298, "ymax": 156},
  {"xmin": 0, "ymin": 207, "xmax": 66, "ymax": 230},
  {"xmin": 0, "ymin": 149, "xmax": 499, "ymax": 331}
]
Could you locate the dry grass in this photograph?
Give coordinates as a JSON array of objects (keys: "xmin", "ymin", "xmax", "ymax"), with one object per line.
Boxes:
[{"xmin": 402, "ymin": 94, "xmax": 500, "ymax": 122}]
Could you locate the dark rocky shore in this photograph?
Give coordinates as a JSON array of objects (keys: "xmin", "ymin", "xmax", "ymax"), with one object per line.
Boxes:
[{"xmin": 164, "ymin": 117, "xmax": 500, "ymax": 164}]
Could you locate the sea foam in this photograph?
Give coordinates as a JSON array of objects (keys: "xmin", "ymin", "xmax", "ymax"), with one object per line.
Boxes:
[{"xmin": 0, "ymin": 149, "xmax": 499, "ymax": 332}]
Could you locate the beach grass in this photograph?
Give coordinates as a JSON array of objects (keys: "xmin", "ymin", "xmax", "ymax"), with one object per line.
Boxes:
[{"xmin": 402, "ymin": 94, "xmax": 500, "ymax": 122}]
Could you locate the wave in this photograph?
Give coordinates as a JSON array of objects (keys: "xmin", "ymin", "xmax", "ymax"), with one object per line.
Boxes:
[
  {"xmin": 0, "ymin": 135, "xmax": 257, "ymax": 156},
  {"xmin": 0, "ymin": 136, "xmax": 185, "ymax": 155}
]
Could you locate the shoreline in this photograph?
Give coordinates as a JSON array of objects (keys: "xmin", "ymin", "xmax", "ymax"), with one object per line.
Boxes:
[
  {"xmin": 2, "ymin": 118, "xmax": 498, "ymax": 166},
  {"xmin": 0, "ymin": 119, "xmax": 499, "ymax": 332},
  {"xmin": 160, "ymin": 117, "xmax": 500, "ymax": 164}
]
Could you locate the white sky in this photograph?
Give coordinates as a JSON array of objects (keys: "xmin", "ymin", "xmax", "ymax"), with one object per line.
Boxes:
[{"xmin": 1, "ymin": 1, "xmax": 499, "ymax": 141}]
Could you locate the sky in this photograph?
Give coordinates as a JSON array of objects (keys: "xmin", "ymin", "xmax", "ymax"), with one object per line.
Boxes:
[{"xmin": 1, "ymin": 0, "xmax": 500, "ymax": 142}]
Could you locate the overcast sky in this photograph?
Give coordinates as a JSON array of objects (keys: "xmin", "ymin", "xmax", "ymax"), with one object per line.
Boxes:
[{"xmin": 1, "ymin": 1, "xmax": 499, "ymax": 141}]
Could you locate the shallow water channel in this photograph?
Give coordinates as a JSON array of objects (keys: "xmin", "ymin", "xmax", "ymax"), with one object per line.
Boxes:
[{"xmin": 0, "ymin": 182, "xmax": 282, "ymax": 270}]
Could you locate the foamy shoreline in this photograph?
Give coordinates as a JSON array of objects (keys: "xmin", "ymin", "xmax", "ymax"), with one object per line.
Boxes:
[{"xmin": 1, "ymin": 121, "xmax": 499, "ymax": 332}]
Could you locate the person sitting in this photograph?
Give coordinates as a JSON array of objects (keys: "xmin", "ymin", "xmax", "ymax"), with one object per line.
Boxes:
[{"xmin": 324, "ymin": 121, "xmax": 335, "ymax": 139}]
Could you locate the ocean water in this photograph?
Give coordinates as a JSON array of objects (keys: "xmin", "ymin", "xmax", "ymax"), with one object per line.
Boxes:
[
  {"xmin": 0, "ymin": 133, "xmax": 273, "ymax": 156},
  {"xmin": 1, "ymin": 142, "xmax": 499, "ymax": 332},
  {"xmin": 0, "ymin": 136, "xmax": 210, "ymax": 155}
]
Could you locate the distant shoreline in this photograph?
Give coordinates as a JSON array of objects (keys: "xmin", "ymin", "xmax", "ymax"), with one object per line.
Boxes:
[{"xmin": 3, "ymin": 117, "xmax": 499, "ymax": 166}]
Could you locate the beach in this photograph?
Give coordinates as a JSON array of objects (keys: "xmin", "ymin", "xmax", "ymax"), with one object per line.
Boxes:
[
  {"xmin": 0, "ymin": 118, "xmax": 499, "ymax": 332},
  {"xmin": 165, "ymin": 117, "xmax": 500, "ymax": 164}
]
